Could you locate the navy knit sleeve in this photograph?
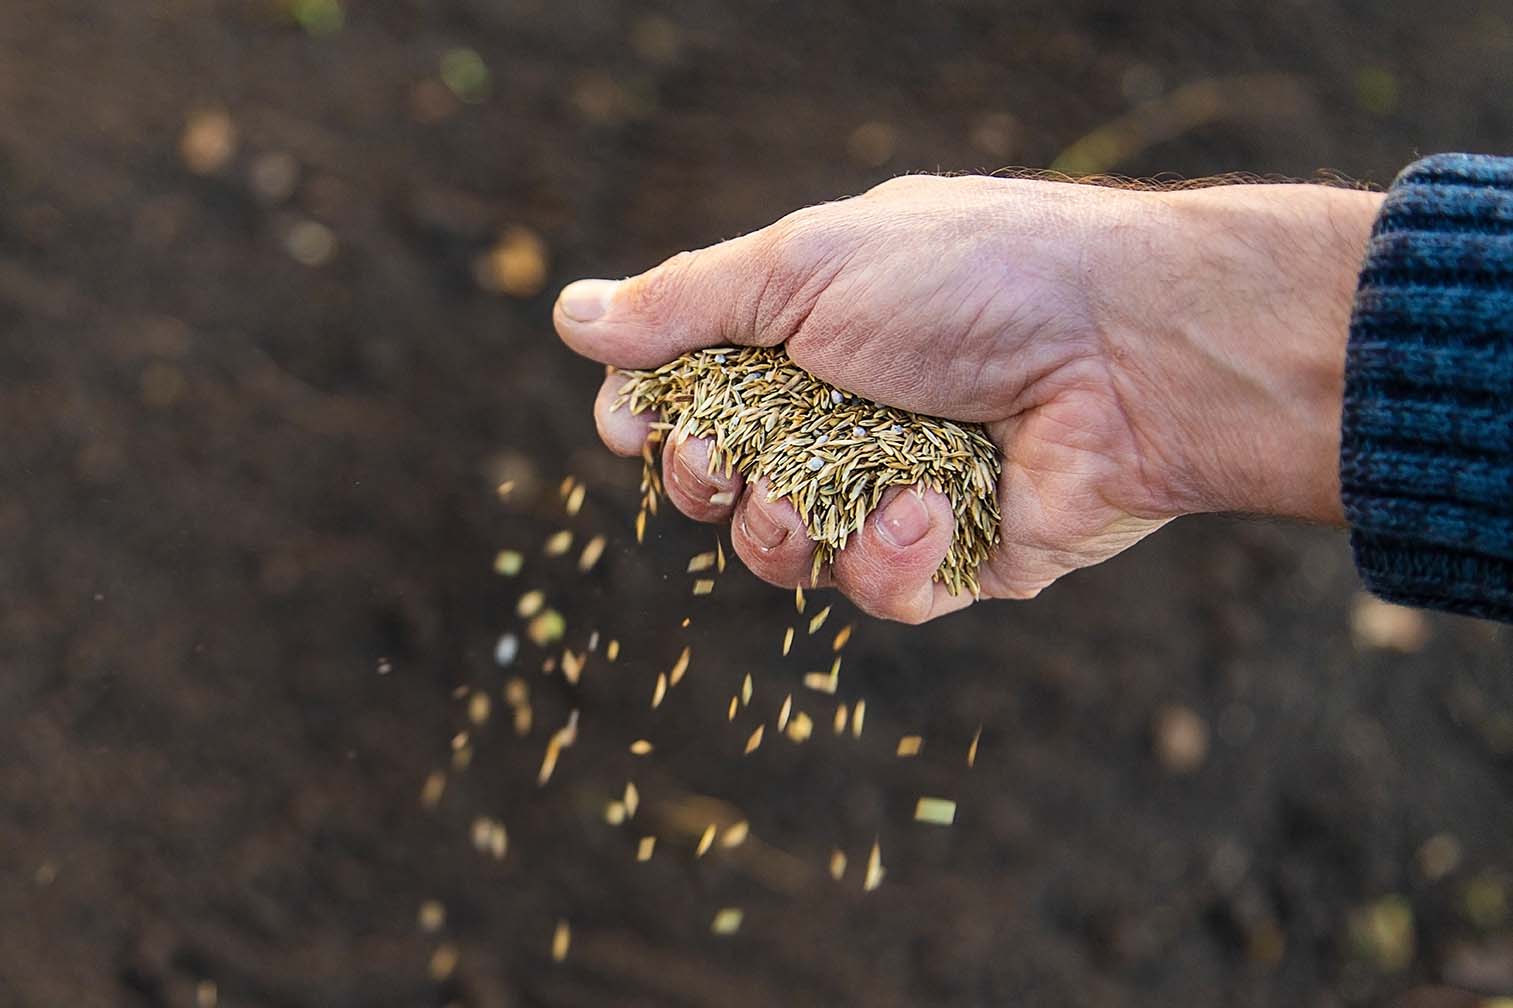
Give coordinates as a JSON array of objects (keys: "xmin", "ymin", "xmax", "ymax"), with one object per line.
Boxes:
[{"xmin": 1341, "ymin": 153, "xmax": 1513, "ymax": 621}]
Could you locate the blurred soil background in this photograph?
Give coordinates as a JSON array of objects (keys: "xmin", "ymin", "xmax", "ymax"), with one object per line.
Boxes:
[{"xmin": 4, "ymin": 1, "xmax": 1513, "ymax": 1005}]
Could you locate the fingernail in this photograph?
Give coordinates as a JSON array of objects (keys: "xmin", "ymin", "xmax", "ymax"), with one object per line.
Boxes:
[
  {"xmin": 741, "ymin": 498, "xmax": 788, "ymax": 550},
  {"xmin": 877, "ymin": 490, "xmax": 931, "ymax": 548},
  {"xmin": 673, "ymin": 450, "xmax": 717, "ymax": 500},
  {"xmin": 558, "ymin": 278, "xmax": 620, "ymax": 322}
]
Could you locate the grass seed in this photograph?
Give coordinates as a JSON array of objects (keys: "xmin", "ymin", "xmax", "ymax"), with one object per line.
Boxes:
[
  {"xmin": 629, "ymin": 739, "xmax": 653, "ymax": 755},
  {"xmin": 493, "ymin": 549, "xmax": 523, "ymax": 576},
  {"xmin": 577, "ymin": 535, "xmax": 606, "ymax": 572},
  {"xmin": 744, "ymin": 724, "xmax": 764, "ymax": 754},
  {"xmin": 782, "ymin": 627, "xmax": 794, "ymax": 656},
  {"xmin": 696, "ymin": 823, "xmax": 716, "ymax": 857},
  {"xmin": 808, "ymin": 605, "xmax": 832, "ymax": 635},
  {"xmin": 613, "ymin": 346, "xmax": 1001, "ymax": 595},
  {"xmin": 914, "ymin": 797, "xmax": 957, "ymax": 826},
  {"xmin": 692, "ymin": 578, "xmax": 715, "ymax": 595},
  {"xmin": 967, "ymin": 725, "xmax": 982, "ymax": 768},
  {"xmin": 551, "ymin": 920, "xmax": 570, "ymax": 962},
  {"xmin": 897, "ymin": 735, "xmax": 923, "ymax": 757},
  {"xmin": 544, "ymin": 530, "xmax": 573, "ymax": 556},
  {"xmin": 863, "ymin": 840, "xmax": 885, "ymax": 892},
  {"xmin": 832, "ymin": 624, "xmax": 853, "ymax": 651},
  {"xmin": 637, "ymin": 835, "xmax": 656, "ymax": 861},
  {"xmin": 851, "ymin": 699, "xmax": 866, "ymax": 738},
  {"xmin": 711, "ymin": 908, "xmax": 744, "ymax": 935},
  {"xmin": 669, "ymin": 646, "xmax": 691, "ymax": 685},
  {"xmin": 829, "ymin": 849, "xmax": 848, "ymax": 880}
]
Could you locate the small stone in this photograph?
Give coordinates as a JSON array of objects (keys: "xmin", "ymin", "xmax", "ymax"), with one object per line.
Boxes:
[
  {"xmin": 284, "ymin": 219, "xmax": 336, "ymax": 267},
  {"xmin": 1153, "ymin": 704, "xmax": 1208, "ymax": 774},
  {"xmin": 1351, "ymin": 594, "xmax": 1430, "ymax": 652},
  {"xmin": 180, "ymin": 108, "xmax": 236, "ymax": 174}
]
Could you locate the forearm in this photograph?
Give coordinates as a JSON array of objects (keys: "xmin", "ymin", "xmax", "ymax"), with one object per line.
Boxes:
[{"xmin": 1095, "ymin": 183, "xmax": 1385, "ymax": 524}]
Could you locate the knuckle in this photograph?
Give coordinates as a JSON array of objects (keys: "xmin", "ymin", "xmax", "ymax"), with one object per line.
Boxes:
[
  {"xmin": 624, "ymin": 250, "xmax": 695, "ymax": 318},
  {"xmin": 863, "ymin": 173, "xmax": 939, "ymax": 200}
]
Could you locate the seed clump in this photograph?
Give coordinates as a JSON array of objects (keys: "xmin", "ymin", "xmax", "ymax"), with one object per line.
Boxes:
[{"xmin": 613, "ymin": 346, "xmax": 1001, "ymax": 594}]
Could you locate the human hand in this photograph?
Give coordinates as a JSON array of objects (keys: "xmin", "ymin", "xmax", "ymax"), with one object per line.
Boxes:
[{"xmin": 554, "ymin": 174, "xmax": 1384, "ymax": 622}]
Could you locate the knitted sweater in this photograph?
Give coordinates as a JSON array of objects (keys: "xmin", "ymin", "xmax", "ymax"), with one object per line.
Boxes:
[{"xmin": 1342, "ymin": 153, "xmax": 1513, "ymax": 621}]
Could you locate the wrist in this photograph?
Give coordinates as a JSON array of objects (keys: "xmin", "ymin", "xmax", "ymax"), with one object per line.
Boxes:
[{"xmin": 1099, "ymin": 183, "xmax": 1384, "ymax": 524}]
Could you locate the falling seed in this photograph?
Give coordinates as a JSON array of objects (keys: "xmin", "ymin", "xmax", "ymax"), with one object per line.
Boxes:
[
  {"xmin": 667, "ymin": 646, "xmax": 691, "ymax": 685},
  {"xmin": 624, "ymin": 781, "xmax": 640, "ymax": 817},
  {"xmin": 721, "ymin": 820, "xmax": 750, "ymax": 848},
  {"xmin": 786, "ymin": 711, "xmax": 813, "ymax": 742},
  {"xmin": 716, "ymin": 539, "xmax": 727, "ymax": 572},
  {"xmin": 914, "ymin": 797, "xmax": 958, "ymax": 826},
  {"xmin": 493, "ymin": 549, "xmax": 524, "ymax": 576},
  {"xmin": 829, "ymin": 849, "xmax": 848, "ymax": 880},
  {"xmin": 651, "ymin": 673, "xmax": 668, "ymax": 709},
  {"xmin": 782, "ymin": 627, "xmax": 794, "ymax": 656},
  {"xmin": 863, "ymin": 840, "xmax": 885, "ymax": 892},
  {"xmin": 727, "ymin": 696, "xmax": 738, "ymax": 721},
  {"xmin": 629, "ymin": 739, "xmax": 654, "ymax": 755},
  {"xmin": 513, "ymin": 705, "xmax": 532, "ymax": 736},
  {"xmin": 803, "ymin": 672, "xmax": 838, "ymax": 694},
  {"xmin": 741, "ymin": 674, "xmax": 753, "ymax": 705},
  {"xmin": 832, "ymin": 624, "xmax": 854, "ymax": 652},
  {"xmin": 544, "ymin": 530, "xmax": 574, "ymax": 556},
  {"xmin": 711, "ymin": 908, "xmax": 744, "ymax": 935},
  {"xmin": 834, "ymin": 703, "xmax": 848, "ymax": 734},
  {"xmin": 561, "ymin": 650, "xmax": 585, "ymax": 685},
  {"xmin": 607, "ymin": 639, "xmax": 620, "ymax": 662},
  {"xmin": 429, "ymin": 942, "xmax": 460, "ymax": 981},
  {"xmin": 551, "ymin": 920, "xmax": 571, "ymax": 962},
  {"xmin": 635, "ymin": 509, "xmax": 647, "ymax": 543},
  {"xmin": 420, "ymin": 770, "xmax": 446, "ymax": 808},
  {"xmin": 542, "ymin": 656, "xmax": 556, "ymax": 673},
  {"xmin": 578, "ymin": 535, "xmax": 607, "ymax": 572},
  {"xmin": 967, "ymin": 725, "xmax": 982, "ymax": 768},
  {"xmin": 692, "ymin": 578, "xmax": 715, "ymax": 596},
  {"xmin": 195, "ymin": 980, "xmax": 217, "ymax": 1008},
  {"xmin": 744, "ymin": 724, "xmax": 764, "ymax": 754},
  {"xmin": 687, "ymin": 551, "xmax": 717, "ymax": 573},
  {"xmin": 808, "ymin": 605, "xmax": 832, "ymax": 635},
  {"xmin": 566, "ymin": 483, "xmax": 587, "ymax": 516},
  {"xmin": 495, "ymin": 480, "xmax": 516, "ymax": 498},
  {"xmin": 528, "ymin": 610, "xmax": 566, "ymax": 647},
  {"xmin": 418, "ymin": 900, "xmax": 446, "ymax": 933},
  {"xmin": 637, "ymin": 835, "xmax": 656, "ymax": 861},
  {"xmin": 709, "ymin": 490, "xmax": 736, "ymax": 507},
  {"xmin": 852, "ymin": 700, "xmax": 866, "ymax": 738},
  {"xmin": 604, "ymin": 800, "xmax": 626, "ymax": 825},
  {"xmin": 777, "ymin": 694, "xmax": 793, "ymax": 732},
  {"xmin": 559, "ymin": 476, "xmax": 576, "ymax": 499},
  {"xmin": 451, "ymin": 730, "xmax": 470, "ymax": 752},
  {"xmin": 680, "ymin": 617, "xmax": 691, "ymax": 628},
  {"xmin": 538, "ymin": 738, "xmax": 563, "ymax": 785},
  {"xmin": 516, "ymin": 590, "xmax": 545, "ymax": 618},
  {"xmin": 696, "ymin": 823, "xmax": 717, "ymax": 857},
  {"xmin": 795, "ymin": 585, "xmax": 806, "ymax": 614},
  {"xmin": 468, "ymin": 691, "xmax": 492, "ymax": 725},
  {"xmin": 897, "ymin": 735, "xmax": 923, "ymax": 757},
  {"xmin": 493, "ymin": 633, "xmax": 519, "ymax": 667}
]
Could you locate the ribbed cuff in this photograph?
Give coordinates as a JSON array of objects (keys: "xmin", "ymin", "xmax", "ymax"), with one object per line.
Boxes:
[{"xmin": 1341, "ymin": 153, "xmax": 1513, "ymax": 622}]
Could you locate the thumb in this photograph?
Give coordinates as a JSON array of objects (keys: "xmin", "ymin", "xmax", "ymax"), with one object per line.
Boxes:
[{"xmin": 553, "ymin": 212, "xmax": 835, "ymax": 369}]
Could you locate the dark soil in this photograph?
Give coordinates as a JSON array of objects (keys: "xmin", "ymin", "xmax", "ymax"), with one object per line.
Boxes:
[{"xmin": 3, "ymin": 1, "xmax": 1512, "ymax": 1006}]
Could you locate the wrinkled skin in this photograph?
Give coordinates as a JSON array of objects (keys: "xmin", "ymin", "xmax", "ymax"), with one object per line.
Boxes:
[{"xmin": 556, "ymin": 174, "xmax": 1384, "ymax": 623}]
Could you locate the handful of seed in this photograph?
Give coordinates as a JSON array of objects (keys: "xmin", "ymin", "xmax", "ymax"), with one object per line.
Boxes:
[{"xmin": 613, "ymin": 345, "xmax": 1002, "ymax": 595}]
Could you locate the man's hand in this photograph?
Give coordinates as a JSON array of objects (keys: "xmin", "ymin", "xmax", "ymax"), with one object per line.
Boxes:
[{"xmin": 554, "ymin": 174, "xmax": 1384, "ymax": 622}]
